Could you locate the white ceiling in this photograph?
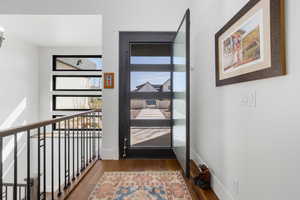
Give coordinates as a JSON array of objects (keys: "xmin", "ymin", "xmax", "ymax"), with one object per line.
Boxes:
[{"xmin": 0, "ymin": 15, "xmax": 102, "ymax": 47}]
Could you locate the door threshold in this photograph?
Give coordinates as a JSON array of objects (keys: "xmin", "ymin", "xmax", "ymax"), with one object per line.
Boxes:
[{"xmin": 121, "ymin": 148, "xmax": 175, "ymax": 159}]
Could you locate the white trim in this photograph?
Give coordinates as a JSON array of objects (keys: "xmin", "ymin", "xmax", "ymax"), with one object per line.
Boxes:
[
  {"xmin": 101, "ymin": 147, "xmax": 118, "ymax": 160},
  {"xmin": 191, "ymin": 150, "xmax": 235, "ymax": 200}
]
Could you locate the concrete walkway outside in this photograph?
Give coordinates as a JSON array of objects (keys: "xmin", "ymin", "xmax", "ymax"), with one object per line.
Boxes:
[
  {"xmin": 131, "ymin": 128, "xmax": 170, "ymax": 147},
  {"xmin": 136, "ymin": 108, "xmax": 165, "ymax": 119}
]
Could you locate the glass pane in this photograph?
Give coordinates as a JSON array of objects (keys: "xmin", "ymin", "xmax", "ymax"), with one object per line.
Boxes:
[
  {"xmin": 131, "ymin": 98, "xmax": 170, "ymax": 119},
  {"xmin": 53, "ymin": 115, "xmax": 102, "ymax": 130},
  {"xmin": 130, "ymin": 127, "xmax": 171, "ymax": 147},
  {"xmin": 131, "ymin": 56, "xmax": 171, "ymax": 65},
  {"xmin": 130, "ymin": 43, "xmax": 171, "ymax": 65},
  {"xmin": 55, "ymin": 76, "xmax": 102, "ymax": 90},
  {"xmin": 129, "ymin": 43, "xmax": 172, "ymax": 150},
  {"xmin": 131, "ymin": 72, "xmax": 171, "ymax": 92},
  {"xmin": 54, "ymin": 96, "xmax": 102, "ymax": 110},
  {"xmin": 55, "ymin": 57, "xmax": 102, "ymax": 70},
  {"xmin": 173, "ymin": 15, "xmax": 188, "ymax": 174}
]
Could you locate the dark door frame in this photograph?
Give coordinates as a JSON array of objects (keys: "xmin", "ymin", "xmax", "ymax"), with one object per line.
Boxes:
[{"xmin": 119, "ymin": 32, "xmax": 176, "ymax": 159}]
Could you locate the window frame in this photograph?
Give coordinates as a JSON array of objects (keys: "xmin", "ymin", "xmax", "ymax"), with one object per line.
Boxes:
[
  {"xmin": 53, "ymin": 75, "xmax": 103, "ymax": 91},
  {"xmin": 53, "ymin": 55, "xmax": 103, "ymax": 71},
  {"xmin": 53, "ymin": 95, "xmax": 102, "ymax": 111}
]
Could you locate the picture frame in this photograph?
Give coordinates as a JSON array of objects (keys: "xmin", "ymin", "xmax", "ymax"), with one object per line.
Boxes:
[
  {"xmin": 215, "ymin": 0, "xmax": 286, "ymax": 86},
  {"xmin": 104, "ymin": 72, "xmax": 115, "ymax": 89}
]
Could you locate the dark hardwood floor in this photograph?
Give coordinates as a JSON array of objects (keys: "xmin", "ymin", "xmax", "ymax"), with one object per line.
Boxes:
[{"xmin": 66, "ymin": 159, "xmax": 200, "ymax": 200}]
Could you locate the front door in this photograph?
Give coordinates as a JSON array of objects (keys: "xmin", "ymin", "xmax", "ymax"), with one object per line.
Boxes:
[
  {"xmin": 119, "ymin": 10, "xmax": 190, "ymax": 173},
  {"xmin": 119, "ymin": 32, "xmax": 175, "ymax": 159}
]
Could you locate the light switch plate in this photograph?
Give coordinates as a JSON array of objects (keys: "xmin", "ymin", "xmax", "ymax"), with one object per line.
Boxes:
[{"xmin": 241, "ymin": 91, "xmax": 256, "ymax": 107}]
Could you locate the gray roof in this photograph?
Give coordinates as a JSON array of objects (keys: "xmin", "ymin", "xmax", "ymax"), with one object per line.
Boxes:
[{"xmin": 134, "ymin": 79, "xmax": 170, "ymax": 92}]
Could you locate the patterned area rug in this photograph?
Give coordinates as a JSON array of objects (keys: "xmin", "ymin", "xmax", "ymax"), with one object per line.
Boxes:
[{"xmin": 88, "ymin": 171, "xmax": 192, "ymax": 200}]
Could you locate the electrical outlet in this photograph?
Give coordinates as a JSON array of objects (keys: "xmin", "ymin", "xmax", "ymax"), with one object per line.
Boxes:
[
  {"xmin": 240, "ymin": 96, "xmax": 248, "ymax": 106},
  {"xmin": 248, "ymin": 91, "xmax": 256, "ymax": 107},
  {"xmin": 240, "ymin": 91, "xmax": 256, "ymax": 107}
]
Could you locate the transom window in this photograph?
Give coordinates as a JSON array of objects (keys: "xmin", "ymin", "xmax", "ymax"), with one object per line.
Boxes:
[
  {"xmin": 52, "ymin": 55, "xmax": 103, "ymax": 130},
  {"xmin": 53, "ymin": 55, "xmax": 102, "ymax": 71}
]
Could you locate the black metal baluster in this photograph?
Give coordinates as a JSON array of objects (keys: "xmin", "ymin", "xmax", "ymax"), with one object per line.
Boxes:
[
  {"xmin": 86, "ymin": 115, "xmax": 88, "ymax": 166},
  {"xmin": 93, "ymin": 113, "xmax": 96, "ymax": 159},
  {"xmin": 89, "ymin": 114, "xmax": 91, "ymax": 162},
  {"xmin": 51, "ymin": 124, "xmax": 54, "ymax": 199},
  {"xmin": 58, "ymin": 121, "xmax": 61, "ymax": 196},
  {"xmin": 67, "ymin": 120, "xmax": 70, "ymax": 186},
  {"xmin": 18, "ymin": 187, "xmax": 21, "ymax": 200},
  {"xmin": 76, "ymin": 117, "xmax": 79, "ymax": 177},
  {"xmin": 72, "ymin": 118, "xmax": 75, "ymax": 181},
  {"xmin": 80, "ymin": 116, "xmax": 83, "ymax": 171},
  {"xmin": 26, "ymin": 130, "xmax": 30, "ymax": 200},
  {"xmin": 5, "ymin": 185, "xmax": 7, "ymax": 200},
  {"xmin": 0, "ymin": 136, "xmax": 2, "ymax": 200},
  {"xmin": 96, "ymin": 113, "xmax": 99, "ymax": 159},
  {"xmin": 86, "ymin": 114, "xmax": 89, "ymax": 164},
  {"xmin": 43, "ymin": 126, "xmax": 46, "ymax": 199},
  {"xmin": 98, "ymin": 111, "xmax": 101, "ymax": 160},
  {"xmin": 83, "ymin": 116, "xmax": 86, "ymax": 169},
  {"xmin": 82, "ymin": 115, "xmax": 85, "ymax": 168},
  {"xmin": 24, "ymin": 186, "xmax": 27, "ymax": 200},
  {"xmin": 37, "ymin": 128, "xmax": 41, "ymax": 200},
  {"xmin": 86, "ymin": 115, "xmax": 88, "ymax": 165},
  {"xmin": 13, "ymin": 133, "xmax": 17, "ymax": 200},
  {"xmin": 64, "ymin": 120, "xmax": 67, "ymax": 190},
  {"xmin": 88, "ymin": 114, "xmax": 91, "ymax": 163},
  {"xmin": 90, "ymin": 113, "xmax": 92, "ymax": 162},
  {"xmin": 91, "ymin": 113, "xmax": 94, "ymax": 160}
]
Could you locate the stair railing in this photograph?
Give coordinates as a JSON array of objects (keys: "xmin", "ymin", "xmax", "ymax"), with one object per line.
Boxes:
[{"xmin": 0, "ymin": 109, "xmax": 102, "ymax": 200}]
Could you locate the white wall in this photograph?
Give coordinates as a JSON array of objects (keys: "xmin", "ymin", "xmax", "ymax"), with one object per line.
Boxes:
[
  {"xmin": 189, "ymin": 0, "xmax": 300, "ymax": 200},
  {"xmin": 0, "ymin": 34, "xmax": 39, "ymax": 128},
  {"xmin": 0, "ymin": 33, "xmax": 39, "ymax": 184}
]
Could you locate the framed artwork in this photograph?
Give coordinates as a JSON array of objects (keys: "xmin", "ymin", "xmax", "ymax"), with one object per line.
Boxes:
[
  {"xmin": 104, "ymin": 72, "xmax": 115, "ymax": 89},
  {"xmin": 215, "ymin": 0, "xmax": 286, "ymax": 86}
]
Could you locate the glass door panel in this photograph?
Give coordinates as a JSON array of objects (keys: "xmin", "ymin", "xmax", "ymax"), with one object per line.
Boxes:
[
  {"xmin": 129, "ymin": 43, "xmax": 172, "ymax": 149},
  {"xmin": 130, "ymin": 72, "xmax": 171, "ymax": 92},
  {"xmin": 130, "ymin": 98, "xmax": 171, "ymax": 120},
  {"xmin": 130, "ymin": 43, "xmax": 172, "ymax": 65},
  {"xmin": 172, "ymin": 9, "xmax": 190, "ymax": 177},
  {"xmin": 130, "ymin": 127, "xmax": 171, "ymax": 147}
]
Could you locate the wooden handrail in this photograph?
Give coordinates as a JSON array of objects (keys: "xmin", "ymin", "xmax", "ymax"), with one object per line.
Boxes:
[{"xmin": 0, "ymin": 109, "xmax": 101, "ymax": 137}]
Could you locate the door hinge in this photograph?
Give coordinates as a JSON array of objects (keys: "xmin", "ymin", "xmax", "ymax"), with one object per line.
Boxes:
[{"xmin": 122, "ymin": 137, "xmax": 128, "ymax": 158}]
